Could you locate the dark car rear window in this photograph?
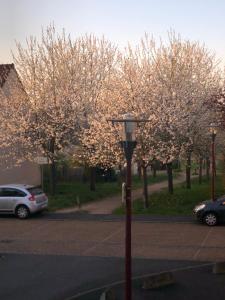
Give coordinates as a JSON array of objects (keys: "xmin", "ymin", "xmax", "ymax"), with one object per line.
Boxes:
[
  {"xmin": 27, "ymin": 187, "xmax": 44, "ymax": 195},
  {"xmin": 0, "ymin": 188, "xmax": 26, "ymax": 197}
]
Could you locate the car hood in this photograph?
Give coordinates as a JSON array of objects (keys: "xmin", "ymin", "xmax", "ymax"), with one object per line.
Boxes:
[
  {"xmin": 196, "ymin": 200, "xmax": 213, "ymax": 206},
  {"xmin": 199, "ymin": 199, "xmax": 223, "ymax": 206}
]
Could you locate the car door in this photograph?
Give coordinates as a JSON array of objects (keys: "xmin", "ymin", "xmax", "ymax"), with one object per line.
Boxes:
[
  {"xmin": 0, "ymin": 188, "xmax": 25, "ymax": 211},
  {"xmin": 0, "ymin": 188, "xmax": 7, "ymax": 211}
]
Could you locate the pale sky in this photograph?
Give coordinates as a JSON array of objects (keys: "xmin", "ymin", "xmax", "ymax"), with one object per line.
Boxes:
[{"xmin": 1, "ymin": 0, "xmax": 225, "ymax": 65}]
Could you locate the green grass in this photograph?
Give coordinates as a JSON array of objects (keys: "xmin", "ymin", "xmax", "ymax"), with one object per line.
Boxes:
[
  {"xmin": 113, "ymin": 175, "xmax": 225, "ymax": 216},
  {"xmin": 46, "ymin": 171, "xmax": 174, "ymax": 211},
  {"xmin": 47, "ymin": 181, "xmax": 121, "ymax": 211},
  {"xmin": 132, "ymin": 172, "xmax": 171, "ymax": 188}
]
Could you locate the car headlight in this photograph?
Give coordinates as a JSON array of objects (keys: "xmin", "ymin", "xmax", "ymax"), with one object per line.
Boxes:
[{"xmin": 194, "ymin": 204, "xmax": 206, "ymax": 212}]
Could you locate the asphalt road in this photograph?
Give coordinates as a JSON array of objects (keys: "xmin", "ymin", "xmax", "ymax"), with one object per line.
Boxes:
[
  {"xmin": 29, "ymin": 210, "xmax": 195, "ymax": 223},
  {"xmin": 0, "ymin": 214, "xmax": 224, "ymax": 299},
  {"xmin": 0, "ymin": 253, "xmax": 218, "ymax": 300}
]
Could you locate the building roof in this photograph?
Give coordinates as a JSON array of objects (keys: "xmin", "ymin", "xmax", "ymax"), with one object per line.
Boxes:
[{"xmin": 0, "ymin": 64, "xmax": 15, "ymax": 88}]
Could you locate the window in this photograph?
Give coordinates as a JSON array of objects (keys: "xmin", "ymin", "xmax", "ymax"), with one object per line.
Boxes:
[
  {"xmin": 0, "ymin": 188, "xmax": 26, "ymax": 197},
  {"xmin": 27, "ymin": 187, "xmax": 43, "ymax": 195}
]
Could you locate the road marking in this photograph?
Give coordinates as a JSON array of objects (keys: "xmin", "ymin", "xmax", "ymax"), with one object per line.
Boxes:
[
  {"xmin": 65, "ymin": 262, "xmax": 214, "ymax": 300},
  {"xmin": 17, "ymin": 221, "xmax": 52, "ymax": 239},
  {"xmin": 193, "ymin": 227, "xmax": 213, "ymax": 260},
  {"xmin": 83, "ymin": 226, "xmax": 123, "ymax": 255}
]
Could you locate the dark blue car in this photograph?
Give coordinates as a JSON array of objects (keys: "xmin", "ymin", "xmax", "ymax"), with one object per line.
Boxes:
[{"xmin": 193, "ymin": 196, "xmax": 225, "ymax": 226}]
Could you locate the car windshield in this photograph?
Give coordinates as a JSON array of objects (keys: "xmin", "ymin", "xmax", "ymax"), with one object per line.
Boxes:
[{"xmin": 27, "ymin": 187, "xmax": 44, "ymax": 195}]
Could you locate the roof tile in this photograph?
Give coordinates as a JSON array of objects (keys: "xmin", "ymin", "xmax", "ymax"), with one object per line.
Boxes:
[{"xmin": 0, "ymin": 64, "xmax": 14, "ymax": 87}]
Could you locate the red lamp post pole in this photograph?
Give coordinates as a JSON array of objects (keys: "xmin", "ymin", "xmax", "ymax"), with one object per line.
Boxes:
[
  {"xmin": 108, "ymin": 115, "xmax": 146, "ymax": 300},
  {"xmin": 125, "ymin": 156, "xmax": 132, "ymax": 300},
  {"xmin": 121, "ymin": 140, "xmax": 136, "ymax": 300},
  {"xmin": 211, "ymin": 132, "xmax": 216, "ymax": 202}
]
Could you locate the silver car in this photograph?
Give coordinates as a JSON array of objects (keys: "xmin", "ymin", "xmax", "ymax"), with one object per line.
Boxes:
[{"xmin": 0, "ymin": 184, "xmax": 48, "ymax": 219}]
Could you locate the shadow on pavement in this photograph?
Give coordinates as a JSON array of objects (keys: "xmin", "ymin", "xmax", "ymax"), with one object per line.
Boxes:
[{"xmin": 0, "ymin": 253, "xmax": 223, "ymax": 300}]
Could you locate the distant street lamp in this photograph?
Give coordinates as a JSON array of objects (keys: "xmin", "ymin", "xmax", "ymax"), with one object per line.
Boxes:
[
  {"xmin": 108, "ymin": 113, "xmax": 148, "ymax": 300},
  {"xmin": 209, "ymin": 123, "xmax": 218, "ymax": 202}
]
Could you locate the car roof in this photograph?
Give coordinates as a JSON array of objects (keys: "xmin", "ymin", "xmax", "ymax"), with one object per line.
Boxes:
[{"xmin": 0, "ymin": 184, "xmax": 34, "ymax": 189}]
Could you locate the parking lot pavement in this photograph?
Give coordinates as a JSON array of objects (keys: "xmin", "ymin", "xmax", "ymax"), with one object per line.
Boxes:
[
  {"xmin": 0, "ymin": 253, "xmax": 212, "ymax": 300},
  {"xmin": 75, "ymin": 263, "xmax": 225, "ymax": 300},
  {"xmin": 0, "ymin": 217, "xmax": 224, "ymax": 262},
  {"xmin": 0, "ymin": 217, "xmax": 224, "ymax": 299},
  {"xmin": 41, "ymin": 211, "xmax": 194, "ymax": 223}
]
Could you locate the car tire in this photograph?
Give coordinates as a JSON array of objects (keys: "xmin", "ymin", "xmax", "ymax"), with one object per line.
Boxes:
[
  {"xmin": 204, "ymin": 212, "xmax": 218, "ymax": 226},
  {"xmin": 16, "ymin": 205, "xmax": 30, "ymax": 219}
]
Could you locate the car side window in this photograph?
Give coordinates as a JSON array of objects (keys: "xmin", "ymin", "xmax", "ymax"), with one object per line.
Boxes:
[{"xmin": 1, "ymin": 188, "xmax": 26, "ymax": 197}]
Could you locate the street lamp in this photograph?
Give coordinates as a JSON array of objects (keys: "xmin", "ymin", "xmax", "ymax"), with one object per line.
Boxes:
[
  {"xmin": 209, "ymin": 123, "xmax": 218, "ymax": 202},
  {"xmin": 108, "ymin": 113, "xmax": 148, "ymax": 300}
]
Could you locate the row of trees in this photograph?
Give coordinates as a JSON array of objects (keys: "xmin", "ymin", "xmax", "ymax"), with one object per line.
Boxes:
[{"xmin": 0, "ymin": 25, "xmax": 224, "ymax": 205}]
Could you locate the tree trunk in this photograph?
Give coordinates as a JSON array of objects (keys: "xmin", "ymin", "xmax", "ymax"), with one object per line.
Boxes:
[
  {"xmin": 82, "ymin": 166, "xmax": 88, "ymax": 183},
  {"xmin": 49, "ymin": 160, "xmax": 57, "ymax": 195},
  {"xmin": 48, "ymin": 138, "xmax": 56, "ymax": 195},
  {"xmin": 142, "ymin": 166, "xmax": 149, "ymax": 209},
  {"xmin": 206, "ymin": 157, "xmax": 210, "ymax": 180},
  {"xmin": 186, "ymin": 153, "xmax": 191, "ymax": 189},
  {"xmin": 223, "ymin": 154, "xmax": 225, "ymax": 186},
  {"xmin": 90, "ymin": 167, "xmax": 96, "ymax": 191},
  {"xmin": 214, "ymin": 158, "xmax": 217, "ymax": 177},
  {"xmin": 121, "ymin": 164, "xmax": 126, "ymax": 182},
  {"xmin": 198, "ymin": 157, "xmax": 203, "ymax": 184},
  {"xmin": 117, "ymin": 165, "xmax": 122, "ymax": 186},
  {"xmin": 137, "ymin": 162, "xmax": 142, "ymax": 180},
  {"xmin": 203, "ymin": 158, "xmax": 206, "ymax": 171},
  {"xmin": 152, "ymin": 163, "xmax": 157, "ymax": 178},
  {"xmin": 166, "ymin": 162, "xmax": 173, "ymax": 194},
  {"xmin": 62, "ymin": 164, "xmax": 68, "ymax": 181},
  {"xmin": 177, "ymin": 160, "xmax": 181, "ymax": 171}
]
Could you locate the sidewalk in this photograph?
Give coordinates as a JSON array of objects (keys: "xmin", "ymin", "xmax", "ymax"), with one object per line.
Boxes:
[{"xmin": 56, "ymin": 172, "xmax": 187, "ymax": 215}]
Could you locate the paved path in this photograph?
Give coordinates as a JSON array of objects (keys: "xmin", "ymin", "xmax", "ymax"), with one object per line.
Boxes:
[{"xmin": 57, "ymin": 172, "xmax": 187, "ymax": 214}]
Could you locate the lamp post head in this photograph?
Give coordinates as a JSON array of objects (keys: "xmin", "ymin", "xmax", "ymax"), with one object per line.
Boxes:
[
  {"xmin": 107, "ymin": 114, "xmax": 150, "ymax": 161},
  {"xmin": 209, "ymin": 123, "xmax": 218, "ymax": 136},
  {"xmin": 122, "ymin": 113, "xmax": 136, "ymax": 142},
  {"xmin": 108, "ymin": 113, "xmax": 150, "ymax": 143}
]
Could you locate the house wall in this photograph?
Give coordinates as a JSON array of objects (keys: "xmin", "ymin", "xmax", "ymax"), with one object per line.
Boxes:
[
  {"xmin": 0, "ymin": 67, "xmax": 41, "ymax": 186},
  {"xmin": 0, "ymin": 161, "xmax": 41, "ymax": 186}
]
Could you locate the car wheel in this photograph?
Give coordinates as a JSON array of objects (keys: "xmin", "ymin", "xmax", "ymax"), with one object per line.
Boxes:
[
  {"xmin": 16, "ymin": 205, "xmax": 30, "ymax": 219},
  {"xmin": 204, "ymin": 212, "xmax": 217, "ymax": 226}
]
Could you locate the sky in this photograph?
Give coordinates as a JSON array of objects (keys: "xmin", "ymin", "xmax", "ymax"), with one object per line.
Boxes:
[{"xmin": 1, "ymin": 0, "xmax": 225, "ymax": 65}]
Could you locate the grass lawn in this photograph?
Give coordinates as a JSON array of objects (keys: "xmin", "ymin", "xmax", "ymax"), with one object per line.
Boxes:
[
  {"xmin": 113, "ymin": 175, "xmax": 225, "ymax": 216},
  {"xmin": 132, "ymin": 171, "xmax": 170, "ymax": 188},
  {"xmin": 47, "ymin": 171, "xmax": 172, "ymax": 211}
]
